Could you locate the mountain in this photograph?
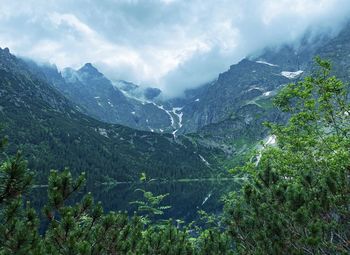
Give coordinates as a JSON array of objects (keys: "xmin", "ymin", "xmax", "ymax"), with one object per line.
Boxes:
[
  {"xmin": 178, "ymin": 59, "xmax": 292, "ymax": 133},
  {"xmin": 36, "ymin": 62, "xmax": 182, "ymax": 133},
  {"xmin": 28, "ymin": 24, "xmax": 350, "ymax": 144},
  {"xmin": 183, "ymin": 24, "xmax": 350, "ymax": 133},
  {"xmin": 0, "ymin": 47, "xmax": 225, "ymax": 184},
  {"xmin": 175, "ymin": 33, "xmax": 334, "ymax": 135},
  {"xmin": 8, "ymin": 23, "xmax": 350, "ymax": 177},
  {"xmin": 156, "ymin": 24, "xmax": 350, "ymax": 166}
]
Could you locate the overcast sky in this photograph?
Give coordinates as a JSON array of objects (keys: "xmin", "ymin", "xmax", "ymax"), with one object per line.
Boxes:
[{"xmin": 1, "ymin": 0, "xmax": 350, "ymax": 97}]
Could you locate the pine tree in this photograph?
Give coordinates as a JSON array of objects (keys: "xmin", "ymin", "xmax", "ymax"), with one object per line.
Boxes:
[
  {"xmin": 0, "ymin": 137, "xmax": 41, "ymax": 254},
  {"xmin": 225, "ymin": 58, "xmax": 350, "ymax": 254}
]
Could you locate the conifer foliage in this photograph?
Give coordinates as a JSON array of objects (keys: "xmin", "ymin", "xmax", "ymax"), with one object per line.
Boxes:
[
  {"xmin": 0, "ymin": 136, "xmax": 231, "ymax": 254},
  {"xmin": 225, "ymin": 58, "xmax": 350, "ymax": 254}
]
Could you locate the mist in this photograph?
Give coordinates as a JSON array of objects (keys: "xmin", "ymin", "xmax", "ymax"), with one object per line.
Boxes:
[{"xmin": 1, "ymin": 0, "xmax": 350, "ymax": 97}]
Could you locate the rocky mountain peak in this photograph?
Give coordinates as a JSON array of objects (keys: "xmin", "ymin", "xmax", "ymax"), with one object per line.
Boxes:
[
  {"xmin": 78, "ymin": 63, "xmax": 102, "ymax": 77},
  {"xmin": 0, "ymin": 47, "xmax": 10, "ymax": 55}
]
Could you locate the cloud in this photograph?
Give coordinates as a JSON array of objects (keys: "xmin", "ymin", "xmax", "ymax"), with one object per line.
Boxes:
[{"xmin": 1, "ymin": 0, "xmax": 350, "ymax": 97}]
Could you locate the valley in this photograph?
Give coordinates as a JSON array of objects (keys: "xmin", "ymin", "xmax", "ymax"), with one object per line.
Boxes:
[
  {"xmin": 1, "ymin": 3, "xmax": 350, "ymax": 253},
  {"xmin": 3, "ymin": 22, "xmax": 350, "ymax": 183}
]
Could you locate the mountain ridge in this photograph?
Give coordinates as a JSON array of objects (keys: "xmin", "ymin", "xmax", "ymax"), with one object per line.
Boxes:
[{"xmin": 0, "ymin": 47, "xmax": 225, "ymax": 184}]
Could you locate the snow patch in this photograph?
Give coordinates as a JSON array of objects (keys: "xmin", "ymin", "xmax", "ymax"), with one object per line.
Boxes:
[
  {"xmin": 199, "ymin": 154, "xmax": 210, "ymax": 166},
  {"xmin": 256, "ymin": 60, "xmax": 278, "ymax": 67},
  {"xmin": 118, "ymin": 88, "xmax": 148, "ymax": 105},
  {"xmin": 152, "ymin": 103, "xmax": 175, "ymax": 128},
  {"xmin": 263, "ymin": 91, "xmax": 272, "ymax": 96},
  {"xmin": 109, "ymin": 90, "xmax": 182, "ymax": 132},
  {"xmin": 172, "ymin": 107, "xmax": 183, "ymax": 128},
  {"xmin": 281, "ymin": 70, "xmax": 303, "ymax": 79},
  {"xmin": 97, "ymin": 128, "xmax": 108, "ymax": 138},
  {"xmin": 248, "ymin": 86, "xmax": 263, "ymax": 91},
  {"xmin": 131, "ymin": 111, "xmax": 136, "ymax": 115},
  {"xmin": 172, "ymin": 129, "xmax": 178, "ymax": 136},
  {"xmin": 195, "ymin": 98, "xmax": 200, "ymax": 102}
]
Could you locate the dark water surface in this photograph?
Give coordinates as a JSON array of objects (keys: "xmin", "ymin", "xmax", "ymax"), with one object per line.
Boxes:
[{"xmin": 30, "ymin": 179, "xmax": 240, "ymax": 223}]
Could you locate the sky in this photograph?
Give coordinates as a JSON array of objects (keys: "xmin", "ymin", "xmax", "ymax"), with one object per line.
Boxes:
[{"xmin": 1, "ymin": 0, "xmax": 350, "ymax": 97}]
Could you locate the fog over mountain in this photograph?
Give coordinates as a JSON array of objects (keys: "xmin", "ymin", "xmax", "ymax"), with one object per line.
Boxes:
[{"xmin": 1, "ymin": 0, "xmax": 350, "ymax": 97}]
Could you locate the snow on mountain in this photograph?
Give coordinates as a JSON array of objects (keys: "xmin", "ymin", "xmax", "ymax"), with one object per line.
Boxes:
[
  {"xmin": 263, "ymin": 91, "xmax": 272, "ymax": 96},
  {"xmin": 199, "ymin": 154, "xmax": 210, "ymax": 166},
  {"xmin": 172, "ymin": 107, "xmax": 184, "ymax": 128},
  {"xmin": 281, "ymin": 70, "xmax": 303, "ymax": 79},
  {"xmin": 256, "ymin": 60, "xmax": 279, "ymax": 67}
]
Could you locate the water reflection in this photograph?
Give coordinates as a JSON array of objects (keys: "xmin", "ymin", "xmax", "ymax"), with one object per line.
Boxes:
[{"xmin": 30, "ymin": 179, "xmax": 240, "ymax": 223}]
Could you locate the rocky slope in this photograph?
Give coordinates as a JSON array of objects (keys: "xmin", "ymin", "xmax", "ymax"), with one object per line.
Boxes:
[
  {"xmin": 11, "ymin": 23, "xmax": 350, "ymax": 171},
  {"xmin": 33, "ymin": 62, "xmax": 183, "ymax": 133},
  {"xmin": 164, "ymin": 24, "xmax": 350, "ymax": 166},
  {"xmin": 0, "ymin": 47, "xmax": 225, "ymax": 184}
]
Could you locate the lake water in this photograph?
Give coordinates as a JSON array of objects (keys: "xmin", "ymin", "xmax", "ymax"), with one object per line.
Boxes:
[{"xmin": 30, "ymin": 179, "xmax": 240, "ymax": 224}]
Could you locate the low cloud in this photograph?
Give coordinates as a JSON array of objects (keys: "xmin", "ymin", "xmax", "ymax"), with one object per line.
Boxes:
[{"xmin": 1, "ymin": 0, "xmax": 350, "ymax": 97}]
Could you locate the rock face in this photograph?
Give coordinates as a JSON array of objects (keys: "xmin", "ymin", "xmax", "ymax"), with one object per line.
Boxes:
[
  {"xmin": 178, "ymin": 59, "xmax": 291, "ymax": 134},
  {"xmin": 61, "ymin": 64, "xmax": 137, "ymax": 126},
  {"xmin": 35, "ymin": 62, "xmax": 181, "ymax": 133},
  {"xmin": 144, "ymin": 87, "xmax": 162, "ymax": 100}
]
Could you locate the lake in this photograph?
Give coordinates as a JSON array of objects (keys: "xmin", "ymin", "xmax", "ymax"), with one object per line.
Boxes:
[{"xmin": 30, "ymin": 179, "xmax": 240, "ymax": 224}]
